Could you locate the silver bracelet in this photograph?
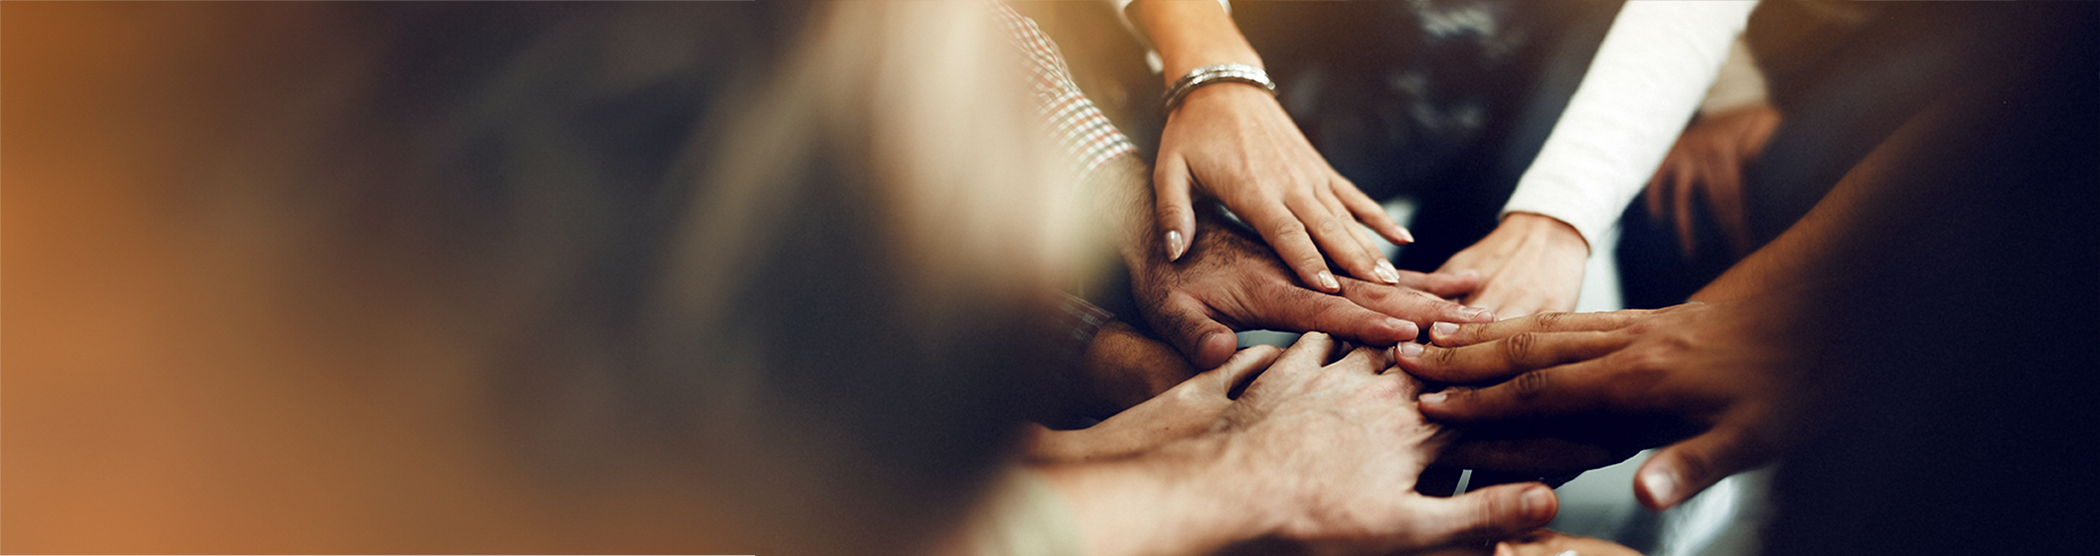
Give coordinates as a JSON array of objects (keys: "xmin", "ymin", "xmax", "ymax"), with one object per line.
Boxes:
[{"xmin": 1161, "ymin": 63, "xmax": 1276, "ymax": 117}]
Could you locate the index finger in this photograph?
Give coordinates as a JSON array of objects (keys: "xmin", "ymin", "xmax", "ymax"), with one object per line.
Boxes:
[
  {"xmin": 1394, "ymin": 329, "xmax": 1629, "ymax": 384},
  {"xmin": 1426, "ymin": 310, "xmax": 1657, "ymax": 348},
  {"xmin": 1239, "ymin": 202, "xmax": 1341, "ymax": 294},
  {"xmin": 1416, "ymin": 360, "xmax": 1616, "ymax": 424}
]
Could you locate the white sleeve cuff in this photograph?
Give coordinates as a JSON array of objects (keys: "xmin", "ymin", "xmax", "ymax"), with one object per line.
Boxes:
[{"xmin": 1501, "ymin": 0, "xmax": 1759, "ymax": 249}]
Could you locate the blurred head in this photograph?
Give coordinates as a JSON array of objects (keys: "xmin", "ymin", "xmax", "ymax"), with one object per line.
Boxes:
[{"xmin": 7, "ymin": 2, "xmax": 1072, "ymax": 553}]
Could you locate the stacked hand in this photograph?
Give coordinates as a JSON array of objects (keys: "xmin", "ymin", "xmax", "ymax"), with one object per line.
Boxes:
[
  {"xmin": 1130, "ymin": 199, "xmax": 1491, "ymax": 370},
  {"xmin": 1394, "ymin": 300, "xmax": 1826, "ymax": 509}
]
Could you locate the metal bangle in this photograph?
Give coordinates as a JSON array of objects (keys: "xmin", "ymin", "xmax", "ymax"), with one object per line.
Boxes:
[{"xmin": 1161, "ymin": 63, "xmax": 1276, "ymax": 117}]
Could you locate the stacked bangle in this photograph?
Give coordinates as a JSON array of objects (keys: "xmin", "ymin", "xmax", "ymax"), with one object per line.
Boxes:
[{"xmin": 1161, "ymin": 63, "xmax": 1276, "ymax": 117}]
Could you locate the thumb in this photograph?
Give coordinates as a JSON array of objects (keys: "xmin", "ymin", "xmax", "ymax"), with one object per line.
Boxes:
[
  {"xmin": 1144, "ymin": 293, "xmax": 1241, "ymax": 370},
  {"xmin": 1635, "ymin": 427, "xmax": 1764, "ymax": 510},
  {"xmin": 1154, "ymin": 157, "xmax": 1198, "ymax": 262},
  {"xmin": 1410, "ymin": 483, "xmax": 1559, "ymax": 544}
]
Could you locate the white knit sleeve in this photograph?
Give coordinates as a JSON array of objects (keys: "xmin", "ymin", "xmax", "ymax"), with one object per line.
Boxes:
[{"xmin": 1500, "ymin": 0, "xmax": 1759, "ymax": 251}]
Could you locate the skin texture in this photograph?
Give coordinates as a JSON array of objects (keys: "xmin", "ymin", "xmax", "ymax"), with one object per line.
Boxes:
[
  {"xmin": 1129, "ymin": 201, "xmax": 1491, "ymax": 370},
  {"xmin": 1132, "ymin": 0, "xmax": 1410, "ymax": 292},
  {"xmin": 1025, "ymin": 345, "xmax": 1278, "ymax": 463},
  {"xmin": 1434, "ymin": 213, "xmax": 1590, "ymax": 321},
  {"xmin": 1644, "ymin": 104, "xmax": 1782, "ymax": 257},
  {"xmin": 1398, "ymin": 301, "xmax": 1827, "ymax": 510},
  {"xmin": 1039, "ymin": 333, "xmax": 1559, "ymax": 556}
]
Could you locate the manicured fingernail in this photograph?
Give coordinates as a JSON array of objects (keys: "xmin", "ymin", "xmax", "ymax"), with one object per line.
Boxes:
[
  {"xmin": 1395, "ymin": 225, "xmax": 1416, "ymax": 244},
  {"xmin": 1431, "ymin": 322, "xmax": 1459, "ymax": 337},
  {"xmin": 1641, "ymin": 467, "xmax": 1680, "ymax": 507},
  {"xmin": 1462, "ymin": 306, "xmax": 1494, "ymax": 321},
  {"xmin": 1522, "ymin": 487, "xmax": 1555, "ymax": 522},
  {"xmin": 1317, "ymin": 270, "xmax": 1340, "ymax": 291},
  {"xmin": 1454, "ymin": 269, "xmax": 1479, "ymax": 280},
  {"xmin": 1396, "ymin": 342, "xmax": 1424, "ymax": 358},
  {"xmin": 1374, "ymin": 259, "xmax": 1401, "ymax": 284},
  {"xmin": 1165, "ymin": 230, "xmax": 1186, "ymax": 261},
  {"xmin": 1419, "ymin": 392, "xmax": 1447, "ymax": 404}
]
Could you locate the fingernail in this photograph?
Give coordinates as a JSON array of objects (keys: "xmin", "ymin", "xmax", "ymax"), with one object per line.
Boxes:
[
  {"xmin": 1522, "ymin": 487, "xmax": 1555, "ymax": 522},
  {"xmin": 1419, "ymin": 392, "xmax": 1447, "ymax": 404},
  {"xmin": 1388, "ymin": 318, "xmax": 1418, "ymax": 338},
  {"xmin": 1396, "ymin": 225, "xmax": 1416, "ymax": 244},
  {"xmin": 1396, "ymin": 342, "xmax": 1424, "ymax": 358},
  {"xmin": 1317, "ymin": 270, "xmax": 1340, "ymax": 292},
  {"xmin": 1165, "ymin": 230, "xmax": 1186, "ymax": 261},
  {"xmin": 1462, "ymin": 306, "xmax": 1495, "ymax": 321},
  {"xmin": 1431, "ymin": 322, "xmax": 1459, "ymax": 338},
  {"xmin": 1641, "ymin": 467, "xmax": 1680, "ymax": 507},
  {"xmin": 1454, "ymin": 269, "xmax": 1479, "ymax": 280},
  {"xmin": 1374, "ymin": 259, "xmax": 1401, "ymax": 284}
]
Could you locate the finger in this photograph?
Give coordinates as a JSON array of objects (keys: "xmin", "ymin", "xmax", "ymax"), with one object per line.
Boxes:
[
  {"xmin": 1396, "ymin": 268, "xmax": 1480, "ymax": 299},
  {"xmin": 1332, "ymin": 344, "xmax": 1388, "ymax": 375},
  {"xmin": 1270, "ymin": 331, "xmax": 1337, "ymax": 379},
  {"xmin": 1394, "ymin": 329, "xmax": 1628, "ymax": 384},
  {"xmin": 1205, "ymin": 344, "xmax": 1282, "ymax": 395},
  {"xmin": 1153, "ymin": 155, "xmax": 1198, "ymax": 262},
  {"xmin": 1645, "ymin": 153, "xmax": 1674, "ymax": 221},
  {"xmin": 1425, "ymin": 310, "xmax": 1654, "ymax": 347},
  {"xmin": 1342, "ymin": 279, "xmax": 1493, "ymax": 328},
  {"xmin": 1323, "ymin": 191, "xmax": 1404, "ymax": 287},
  {"xmin": 1289, "ymin": 192, "xmax": 1387, "ymax": 287},
  {"xmin": 1709, "ymin": 149, "xmax": 1754, "ymax": 256},
  {"xmin": 1242, "ymin": 202, "xmax": 1340, "ymax": 293},
  {"xmin": 1146, "ymin": 292, "xmax": 1244, "ymax": 370},
  {"xmin": 1673, "ymin": 155, "xmax": 1702, "ymax": 257},
  {"xmin": 1337, "ymin": 179, "xmax": 1414, "ymax": 245},
  {"xmin": 1257, "ymin": 280, "xmax": 1421, "ymax": 346},
  {"xmin": 1407, "ymin": 483, "xmax": 1559, "ymax": 545},
  {"xmin": 1635, "ymin": 426, "xmax": 1766, "ymax": 510},
  {"xmin": 1415, "ymin": 360, "xmax": 1616, "ymax": 423}
]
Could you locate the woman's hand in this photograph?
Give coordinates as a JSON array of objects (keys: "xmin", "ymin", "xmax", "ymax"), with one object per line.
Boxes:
[{"xmin": 1155, "ymin": 84, "xmax": 1411, "ymax": 293}]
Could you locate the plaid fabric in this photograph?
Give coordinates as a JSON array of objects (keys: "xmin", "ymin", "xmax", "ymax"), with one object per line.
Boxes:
[
  {"xmin": 995, "ymin": 4, "xmax": 1139, "ymax": 182},
  {"xmin": 1050, "ymin": 292, "xmax": 1118, "ymax": 365}
]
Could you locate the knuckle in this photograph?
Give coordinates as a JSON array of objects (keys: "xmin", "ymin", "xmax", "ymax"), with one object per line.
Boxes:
[
  {"xmin": 1501, "ymin": 332, "xmax": 1540, "ymax": 366},
  {"xmin": 1509, "ymin": 370, "xmax": 1552, "ymax": 400},
  {"xmin": 1532, "ymin": 312, "xmax": 1570, "ymax": 331}
]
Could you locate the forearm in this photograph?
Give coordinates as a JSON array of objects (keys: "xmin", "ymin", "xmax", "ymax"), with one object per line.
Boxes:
[
  {"xmin": 1501, "ymin": 0, "xmax": 1756, "ymax": 249},
  {"xmin": 1036, "ymin": 436, "xmax": 1278, "ymax": 556},
  {"xmin": 1127, "ymin": 0, "xmax": 1263, "ymax": 80}
]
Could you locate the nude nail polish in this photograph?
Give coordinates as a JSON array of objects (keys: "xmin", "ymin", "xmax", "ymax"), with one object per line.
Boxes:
[
  {"xmin": 1374, "ymin": 260, "xmax": 1401, "ymax": 284},
  {"xmin": 1317, "ymin": 270, "xmax": 1339, "ymax": 291},
  {"xmin": 1165, "ymin": 230, "xmax": 1186, "ymax": 261}
]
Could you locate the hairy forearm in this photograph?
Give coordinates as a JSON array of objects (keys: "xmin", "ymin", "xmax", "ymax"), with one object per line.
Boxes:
[{"xmin": 1127, "ymin": 0, "xmax": 1263, "ymax": 80}]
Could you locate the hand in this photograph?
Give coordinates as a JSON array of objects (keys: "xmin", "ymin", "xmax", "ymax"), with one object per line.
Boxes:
[
  {"xmin": 1393, "ymin": 301, "xmax": 1828, "ymax": 510},
  {"xmin": 1025, "ymin": 345, "xmax": 1280, "ymax": 463},
  {"xmin": 1132, "ymin": 205, "xmax": 1491, "ymax": 369},
  {"xmin": 1215, "ymin": 333, "xmax": 1559, "ymax": 554},
  {"xmin": 1156, "ymin": 83, "xmax": 1411, "ymax": 293},
  {"xmin": 1645, "ymin": 105, "xmax": 1781, "ymax": 257},
  {"xmin": 1437, "ymin": 213, "xmax": 1589, "ymax": 320},
  {"xmin": 1492, "ymin": 530, "xmax": 1643, "ymax": 556}
]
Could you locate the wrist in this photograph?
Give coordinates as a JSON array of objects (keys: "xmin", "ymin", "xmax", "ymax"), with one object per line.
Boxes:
[
  {"xmin": 1130, "ymin": 0, "xmax": 1264, "ymax": 82},
  {"xmin": 1501, "ymin": 212, "xmax": 1591, "ymax": 256},
  {"xmin": 1042, "ymin": 435, "xmax": 1271, "ymax": 556}
]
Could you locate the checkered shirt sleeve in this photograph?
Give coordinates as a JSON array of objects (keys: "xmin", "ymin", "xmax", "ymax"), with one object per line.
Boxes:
[{"xmin": 994, "ymin": 4, "xmax": 1139, "ymax": 183}]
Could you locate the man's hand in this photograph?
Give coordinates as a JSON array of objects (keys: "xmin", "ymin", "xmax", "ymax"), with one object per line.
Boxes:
[
  {"xmin": 1132, "ymin": 206, "xmax": 1490, "ymax": 369},
  {"xmin": 1156, "ymin": 84, "xmax": 1410, "ymax": 292},
  {"xmin": 1211, "ymin": 333, "xmax": 1558, "ymax": 554},
  {"xmin": 1393, "ymin": 301, "xmax": 1826, "ymax": 510},
  {"xmin": 1025, "ymin": 345, "xmax": 1279, "ymax": 463},
  {"xmin": 1436, "ymin": 213, "xmax": 1589, "ymax": 320},
  {"xmin": 1645, "ymin": 105, "xmax": 1782, "ymax": 257}
]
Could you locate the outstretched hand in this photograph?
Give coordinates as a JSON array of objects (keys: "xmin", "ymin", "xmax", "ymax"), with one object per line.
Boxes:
[
  {"xmin": 1393, "ymin": 300, "xmax": 1827, "ymax": 510},
  {"xmin": 1131, "ymin": 203, "xmax": 1491, "ymax": 369},
  {"xmin": 1436, "ymin": 213, "xmax": 1589, "ymax": 320},
  {"xmin": 1156, "ymin": 84, "xmax": 1411, "ymax": 293}
]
